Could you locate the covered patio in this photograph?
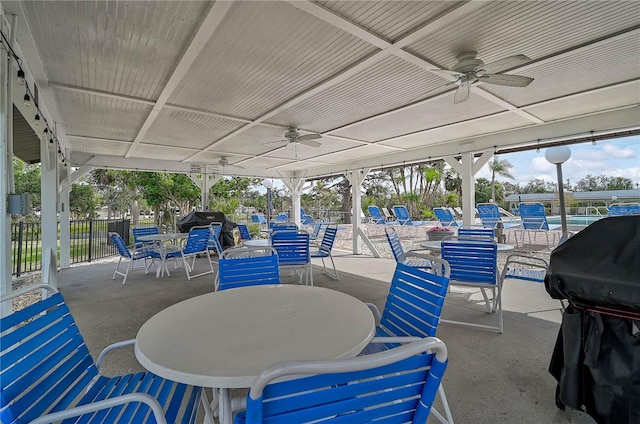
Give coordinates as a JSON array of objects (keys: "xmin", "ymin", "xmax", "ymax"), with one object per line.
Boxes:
[
  {"xmin": 2, "ymin": 2, "xmax": 638, "ymax": 422},
  {"xmin": 39, "ymin": 246, "xmax": 579, "ymax": 423}
]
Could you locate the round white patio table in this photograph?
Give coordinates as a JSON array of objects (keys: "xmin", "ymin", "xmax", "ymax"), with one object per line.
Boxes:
[
  {"xmin": 135, "ymin": 284, "xmax": 375, "ymax": 424},
  {"xmin": 420, "ymin": 239, "xmax": 515, "ymax": 252},
  {"xmin": 242, "ymin": 238, "xmax": 270, "ymax": 247},
  {"xmin": 137, "ymin": 233, "xmax": 189, "ymax": 277}
]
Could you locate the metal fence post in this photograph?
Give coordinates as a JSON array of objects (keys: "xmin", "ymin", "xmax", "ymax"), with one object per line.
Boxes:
[
  {"xmin": 16, "ymin": 222, "xmax": 24, "ymax": 277},
  {"xmin": 88, "ymin": 220, "xmax": 93, "ymax": 262}
]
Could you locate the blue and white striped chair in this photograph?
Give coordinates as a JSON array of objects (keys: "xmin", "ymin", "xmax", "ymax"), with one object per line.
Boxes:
[
  {"xmin": 163, "ymin": 226, "xmax": 214, "ymax": 280},
  {"xmin": 0, "ymin": 284, "xmax": 202, "ymax": 424},
  {"xmin": 235, "ymin": 337, "xmax": 449, "ymax": 424},
  {"xmin": 309, "ymin": 224, "xmax": 339, "ymax": 280},
  {"xmin": 217, "ymin": 246, "xmax": 280, "ymax": 291},
  {"xmin": 109, "ymin": 232, "xmax": 159, "ymax": 284},
  {"xmin": 441, "ymin": 238, "xmax": 502, "ymax": 333},
  {"xmin": 385, "ymin": 227, "xmax": 435, "ymax": 270},
  {"xmin": 271, "ymin": 229, "xmax": 312, "ymax": 286}
]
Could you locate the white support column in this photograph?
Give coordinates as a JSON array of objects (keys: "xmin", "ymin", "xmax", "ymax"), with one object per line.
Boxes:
[
  {"xmin": 40, "ymin": 135, "xmax": 58, "ymax": 288},
  {"xmin": 189, "ymin": 173, "xmax": 221, "ymax": 211},
  {"xmin": 59, "ymin": 163, "xmax": 71, "ymax": 268},
  {"xmin": 281, "ymin": 177, "xmax": 305, "ymax": 227},
  {"xmin": 345, "ymin": 169, "xmax": 380, "ymax": 257},
  {"xmin": 1, "ymin": 16, "xmax": 12, "ymax": 314},
  {"xmin": 444, "ymin": 150, "xmax": 493, "ymax": 227}
]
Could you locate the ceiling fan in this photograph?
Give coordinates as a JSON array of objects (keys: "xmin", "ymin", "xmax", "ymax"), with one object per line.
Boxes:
[
  {"xmin": 218, "ymin": 156, "xmax": 243, "ymax": 170},
  {"xmin": 268, "ymin": 127, "xmax": 322, "ymax": 148},
  {"xmin": 430, "ymin": 51, "xmax": 534, "ymax": 104}
]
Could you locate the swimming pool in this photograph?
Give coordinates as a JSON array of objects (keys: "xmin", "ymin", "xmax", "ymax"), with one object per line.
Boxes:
[{"xmin": 547, "ymin": 215, "xmax": 605, "ymax": 226}]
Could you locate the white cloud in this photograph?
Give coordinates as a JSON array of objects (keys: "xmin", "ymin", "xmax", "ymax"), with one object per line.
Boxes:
[{"xmin": 601, "ymin": 144, "xmax": 636, "ymax": 159}]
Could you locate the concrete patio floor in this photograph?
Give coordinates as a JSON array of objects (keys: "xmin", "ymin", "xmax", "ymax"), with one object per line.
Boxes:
[{"xmin": 45, "ymin": 242, "xmax": 600, "ymax": 424}]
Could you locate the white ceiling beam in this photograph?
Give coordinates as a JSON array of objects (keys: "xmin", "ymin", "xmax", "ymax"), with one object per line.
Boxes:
[
  {"xmin": 49, "ymin": 82, "xmax": 155, "ymax": 106},
  {"xmin": 303, "ymin": 106, "xmax": 640, "ymax": 178},
  {"xmin": 125, "ymin": 1, "xmax": 234, "ymax": 158}
]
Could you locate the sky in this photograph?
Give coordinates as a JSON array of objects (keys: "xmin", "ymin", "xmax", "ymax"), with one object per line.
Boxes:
[{"xmin": 475, "ymin": 135, "xmax": 640, "ymax": 190}]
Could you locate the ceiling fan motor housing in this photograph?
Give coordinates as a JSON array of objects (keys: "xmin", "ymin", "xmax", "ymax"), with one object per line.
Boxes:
[
  {"xmin": 451, "ymin": 51, "xmax": 485, "ymax": 73},
  {"xmin": 285, "ymin": 127, "xmax": 299, "ymax": 140}
]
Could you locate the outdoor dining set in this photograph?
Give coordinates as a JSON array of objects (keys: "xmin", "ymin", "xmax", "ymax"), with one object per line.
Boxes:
[{"xmin": 3, "ymin": 207, "xmax": 638, "ymax": 423}]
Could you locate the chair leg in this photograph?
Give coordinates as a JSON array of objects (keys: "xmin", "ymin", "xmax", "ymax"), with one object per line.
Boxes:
[
  {"xmin": 429, "ymin": 383, "xmax": 454, "ymax": 424},
  {"xmin": 112, "ymin": 257, "xmax": 124, "ymax": 280},
  {"xmin": 122, "ymin": 259, "xmax": 134, "ymax": 285}
]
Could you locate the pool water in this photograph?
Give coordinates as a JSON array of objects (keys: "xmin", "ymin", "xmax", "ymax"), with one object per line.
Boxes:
[{"xmin": 547, "ymin": 215, "xmax": 605, "ymax": 226}]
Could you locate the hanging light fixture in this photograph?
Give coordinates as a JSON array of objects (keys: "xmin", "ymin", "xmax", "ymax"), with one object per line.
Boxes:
[
  {"xmin": 23, "ymin": 93, "xmax": 31, "ymax": 107},
  {"xmin": 34, "ymin": 113, "xmax": 40, "ymax": 125},
  {"xmin": 49, "ymin": 138, "xmax": 54, "ymax": 144},
  {"xmin": 591, "ymin": 131, "xmax": 596, "ymax": 146},
  {"xmin": 17, "ymin": 69, "xmax": 25, "ymax": 85},
  {"xmin": 536, "ymin": 139, "xmax": 540, "ymax": 153}
]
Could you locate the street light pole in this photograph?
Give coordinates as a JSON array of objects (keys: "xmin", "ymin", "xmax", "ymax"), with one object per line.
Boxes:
[
  {"xmin": 262, "ymin": 179, "xmax": 274, "ymax": 224},
  {"xmin": 545, "ymin": 146, "xmax": 572, "ymax": 237}
]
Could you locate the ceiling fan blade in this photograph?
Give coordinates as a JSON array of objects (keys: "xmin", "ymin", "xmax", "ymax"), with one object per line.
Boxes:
[
  {"xmin": 454, "ymin": 81, "xmax": 471, "ymax": 104},
  {"xmin": 430, "ymin": 69, "xmax": 463, "ymax": 82},
  {"xmin": 298, "ymin": 133, "xmax": 322, "ymax": 142},
  {"xmin": 479, "ymin": 73, "xmax": 533, "ymax": 87},
  {"xmin": 482, "ymin": 54, "xmax": 531, "ymax": 74},
  {"xmin": 299, "ymin": 139, "xmax": 321, "ymax": 148}
]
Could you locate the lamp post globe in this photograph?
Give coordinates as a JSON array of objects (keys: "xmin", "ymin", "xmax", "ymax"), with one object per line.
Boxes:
[
  {"xmin": 262, "ymin": 179, "xmax": 274, "ymax": 223},
  {"xmin": 545, "ymin": 146, "xmax": 571, "ymax": 164}
]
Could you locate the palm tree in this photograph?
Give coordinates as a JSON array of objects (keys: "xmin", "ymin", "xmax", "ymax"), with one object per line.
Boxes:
[{"xmin": 489, "ymin": 157, "xmax": 515, "ymax": 203}]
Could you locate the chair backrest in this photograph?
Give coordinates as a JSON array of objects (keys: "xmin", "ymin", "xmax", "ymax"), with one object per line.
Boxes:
[
  {"xmin": 433, "ymin": 207, "xmax": 459, "ymax": 227},
  {"xmin": 367, "ymin": 205, "xmax": 385, "ymax": 224},
  {"xmin": 441, "ymin": 239, "xmax": 498, "ymax": 285},
  {"xmin": 271, "ymin": 230, "xmax": 310, "ymax": 266},
  {"xmin": 519, "ymin": 202, "xmax": 550, "ymax": 230},
  {"xmin": 476, "ymin": 203, "xmax": 502, "ymax": 228},
  {"xmin": 310, "ymin": 222, "xmax": 323, "ymax": 240},
  {"xmin": 378, "ymin": 263, "xmax": 450, "ymax": 339},
  {"xmin": 275, "ymin": 212, "xmax": 289, "ymax": 222},
  {"xmin": 0, "ymin": 291, "xmax": 101, "ymax": 423},
  {"xmin": 183, "ymin": 226, "xmax": 211, "ymax": 254},
  {"xmin": 237, "ymin": 223, "xmax": 252, "ymax": 241},
  {"xmin": 109, "ymin": 232, "xmax": 132, "ymax": 258},
  {"xmin": 132, "ymin": 226, "xmax": 159, "ymax": 244},
  {"xmin": 251, "ymin": 213, "xmax": 267, "ymax": 224},
  {"xmin": 218, "ymin": 247, "xmax": 280, "ymax": 290},
  {"xmin": 385, "ymin": 227, "xmax": 406, "ymax": 263},
  {"xmin": 317, "ymin": 224, "xmax": 338, "ymax": 254},
  {"xmin": 608, "ymin": 203, "xmax": 640, "ymax": 216},
  {"xmin": 270, "ymin": 222, "xmax": 298, "ymax": 230},
  {"xmin": 392, "ymin": 205, "xmax": 412, "ymax": 224},
  {"xmin": 240, "ymin": 337, "xmax": 448, "ymax": 424},
  {"xmin": 208, "ymin": 223, "xmax": 224, "ymax": 253},
  {"xmin": 458, "ymin": 227, "xmax": 495, "ymax": 240}
]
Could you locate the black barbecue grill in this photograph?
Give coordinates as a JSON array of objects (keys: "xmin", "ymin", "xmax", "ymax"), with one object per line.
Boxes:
[{"xmin": 545, "ymin": 215, "xmax": 640, "ymax": 424}]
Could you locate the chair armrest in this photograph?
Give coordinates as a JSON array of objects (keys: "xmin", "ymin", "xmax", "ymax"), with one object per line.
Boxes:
[
  {"xmin": 0, "ymin": 283, "xmax": 58, "ymax": 302},
  {"xmin": 28, "ymin": 393, "xmax": 167, "ymax": 424},
  {"xmin": 369, "ymin": 336, "xmax": 422, "ymax": 344},
  {"xmin": 95, "ymin": 339, "xmax": 136, "ymax": 371},
  {"xmin": 364, "ymin": 303, "xmax": 381, "ymax": 325},
  {"xmin": 405, "ymin": 250, "xmax": 435, "ymax": 260}
]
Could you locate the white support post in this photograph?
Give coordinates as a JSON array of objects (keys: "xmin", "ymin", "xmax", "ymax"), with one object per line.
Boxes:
[
  {"xmin": 190, "ymin": 173, "xmax": 220, "ymax": 211},
  {"xmin": 40, "ymin": 135, "xmax": 58, "ymax": 289},
  {"xmin": 281, "ymin": 177, "xmax": 305, "ymax": 227},
  {"xmin": 59, "ymin": 163, "xmax": 71, "ymax": 268},
  {"xmin": 1, "ymin": 15, "xmax": 12, "ymax": 315},
  {"xmin": 345, "ymin": 169, "xmax": 380, "ymax": 257},
  {"xmin": 444, "ymin": 150, "xmax": 493, "ymax": 227}
]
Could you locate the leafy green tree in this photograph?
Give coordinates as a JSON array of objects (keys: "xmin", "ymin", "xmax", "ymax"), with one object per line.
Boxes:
[
  {"xmin": 488, "ymin": 157, "xmax": 514, "ymax": 203},
  {"xmin": 606, "ymin": 177, "xmax": 633, "ymax": 190},
  {"xmin": 444, "ymin": 167, "xmax": 462, "ymax": 200},
  {"xmin": 69, "ymin": 183, "xmax": 97, "ymax": 219},
  {"xmin": 475, "ymin": 178, "xmax": 493, "ymax": 204},
  {"xmin": 522, "ymin": 178, "xmax": 555, "ymax": 194},
  {"xmin": 13, "ymin": 158, "xmax": 41, "ymax": 215}
]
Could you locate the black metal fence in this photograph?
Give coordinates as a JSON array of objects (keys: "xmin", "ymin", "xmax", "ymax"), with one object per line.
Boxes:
[{"xmin": 10, "ymin": 218, "xmax": 133, "ymax": 276}]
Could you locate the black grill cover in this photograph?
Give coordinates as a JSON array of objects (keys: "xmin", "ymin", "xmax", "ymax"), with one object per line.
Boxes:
[
  {"xmin": 545, "ymin": 215, "xmax": 640, "ymax": 311},
  {"xmin": 546, "ymin": 215, "xmax": 640, "ymax": 424},
  {"xmin": 177, "ymin": 211, "xmax": 237, "ymax": 247}
]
